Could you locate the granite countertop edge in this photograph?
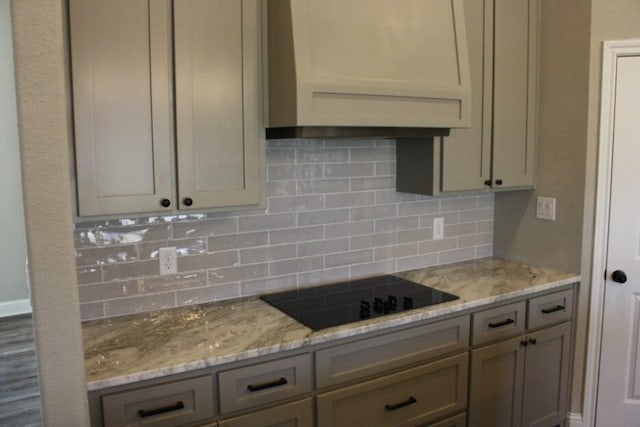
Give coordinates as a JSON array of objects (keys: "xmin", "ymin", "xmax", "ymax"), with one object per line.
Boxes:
[{"xmin": 83, "ymin": 258, "xmax": 581, "ymax": 391}]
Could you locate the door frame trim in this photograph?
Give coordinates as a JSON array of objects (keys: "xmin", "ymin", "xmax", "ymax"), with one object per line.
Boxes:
[{"xmin": 584, "ymin": 39, "xmax": 640, "ymax": 427}]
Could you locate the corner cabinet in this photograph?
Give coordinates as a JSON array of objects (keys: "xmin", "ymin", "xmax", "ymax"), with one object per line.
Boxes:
[
  {"xmin": 397, "ymin": 0, "xmax": 539, "ymax": 195},
  {"xmin": 69, "ymin": 0, "xmax": 264, "ymax": 217}
]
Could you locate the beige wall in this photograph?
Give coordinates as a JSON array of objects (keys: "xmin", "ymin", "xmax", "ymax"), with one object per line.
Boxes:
[
  {"xmin": 495, "ymin": 0, "xmax": 640, "ymax": 419},
  {"xmin": 11, "ymin": 1, "xmax": 90, "ymax": 425},
  {"xmin": 493, "ymin": 0, "xmax": 590, "ymax": 275}
]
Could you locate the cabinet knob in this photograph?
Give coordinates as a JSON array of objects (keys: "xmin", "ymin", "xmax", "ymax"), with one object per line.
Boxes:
[
  {"xmin": 484, "ymin": 180, "xmax": 492, "ymax": 186},
  {"xmin": 495, "ymin": 179, "xmax": 503, "ymax": 186},
  {"xmin": 529, "ymin": 338, "xmax": 537, "ymax": 345},
  {"xmin": 520, "ymin": 340, "xmax": 528, "ymax": 347},
  {"xmin": 183, "ymin": 198, "xmax": 193, "ymax": 207},
  {"xmin": 160, "ymin": 199, "xmax": 171, "ymax": 208}
]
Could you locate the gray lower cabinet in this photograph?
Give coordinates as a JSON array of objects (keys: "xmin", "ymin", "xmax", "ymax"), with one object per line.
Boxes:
[
  {"xmin": 469, "ymin": 322, "xmax": 572, "ymax": 427},
  {"xmin": 90, "ymin": 287, "xmax": 575, "ymax": 427},
  {"xmin": 316, "ymin": 353, "xmax": 468, "ymax": 427}
]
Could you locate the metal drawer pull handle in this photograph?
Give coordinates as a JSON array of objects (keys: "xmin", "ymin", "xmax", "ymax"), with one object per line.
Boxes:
[
  {"xmin": 247, "ymin": 377, "xmax": 288, "ymax": 392},
  {"xmin": 138, "ymin": 401, "xmax": 185, "ymax": 418},
  {"xmin": 488, "ymin": 318, "xmax": 515, "ymax": 328},
  {"xmin": 385, "ymin": 396, "xmax": 417, "ymax": 411},
  {"xmin": 541, "ymin": 305, "xmax": 565, "ymax": 314}
]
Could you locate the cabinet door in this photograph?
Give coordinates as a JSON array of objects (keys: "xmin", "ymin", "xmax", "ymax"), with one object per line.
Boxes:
[
  {"xmin": 70, "ymin": 0, "xmax": 174, "ymax": 216},
  {"xmin": 174, "ymin": 0, "xmax": 263, "ymax": 210},
  {"xmin": 521, "ymin": 323, "xmax": 571, "ymax": 427},
  {"xmin": 440, "ymin": 0, "xmax": 492, "ymax": 192},
  {"xmin": 469, "ymin": 336, "xmax": 525, "ymax": 427},
  {"xmin": 491, "ymin": 0, "xmax": 538, "ymax": 188}
]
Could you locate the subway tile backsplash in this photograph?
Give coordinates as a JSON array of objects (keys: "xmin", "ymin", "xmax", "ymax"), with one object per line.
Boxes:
[{"xmin": 75, "ymin": 139, "xmax": 494, "ymax": 320}]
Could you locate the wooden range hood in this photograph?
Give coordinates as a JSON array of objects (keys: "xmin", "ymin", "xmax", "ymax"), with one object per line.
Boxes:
[{"xmin": 265, "ymin": 0, "xmax": 472, "ymax": 139}]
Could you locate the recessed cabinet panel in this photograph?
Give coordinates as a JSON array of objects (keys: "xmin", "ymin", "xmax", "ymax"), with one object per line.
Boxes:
[
  {"xmin": 174, "ymin": 0, "xmax": 262, "ymax": 210},
  {"xmin": 491, "ymin": 0, "xmax": 538, "ymax": 188},
  {"xmin": 316, "ymin": 353, "xmax": 468, "ymax": 427},
  {"xmin": 315, "ymin": 315, "xmax": 469, "ymax": 389},
  {"xmin": 441, "ymin": 0, "xmax": 493, "ymax": 192},
  {"xmin": 469, "ymin": 336, "xmax": 525, "ymax": 427},
  {"xmin": 521, "ymin": 323, "xmax": 571, "ymax": 427},
  {"xmin": 70, "ymin": 0, "xmax": 173, "ymax": 216},
  {"xmin": 217, "ymin": 398, "xmax": 314, "ymax": 427},
  {"xmin": 101, "ymin": 375, "xmax": 214, "ymax": 427},
  {"xmin": 218, "ymin": 354, "xmax": 312, "ymax": 415}
]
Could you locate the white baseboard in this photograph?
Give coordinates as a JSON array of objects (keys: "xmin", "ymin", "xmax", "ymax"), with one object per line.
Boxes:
[
  {"xmin": 0, "ymin": 298, "xmax": 32, "ymax": 317},
  {"xmin": 567, "ymin": 412, "xmax": 584, "ymax": 427}
]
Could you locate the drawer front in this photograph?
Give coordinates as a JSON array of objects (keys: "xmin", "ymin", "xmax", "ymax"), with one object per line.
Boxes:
[
  {"xmin": 527, "ymin": 289, "xmax": 574, "ymax": 330},
  {"xmin": 316, "ymin": 353, "xmax": 468, "ymax": 427},
  {"xmin": 472, "ymin": 301, "xmax": 526, "ymax": 345},
  {"xmin": 218, "ymin": 353, "xmax": 311, "ymax": 414},
  {"xmin": 218, "ymin": 398, "xmax": 313, "ymax": 427},
  {"xmin": 429, "ymin": 412, "xmax": 467, "ymax": 427},
  {"xmin": 316, "ymin": 315, "xmax": 470, "ymax": 389},
  {"xmin": 102, "ymin": 375, "xmax": 214, "ymax": 427}
]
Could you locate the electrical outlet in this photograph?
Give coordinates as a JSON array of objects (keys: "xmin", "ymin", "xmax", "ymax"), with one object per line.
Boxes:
[
  {"xmin": 433, "ymin": 217, "xmax": 444, "ymax": 240},
  {"xmin": 159, "ymin": 247, "xmax": 177, "ymax": 275},
  {"xmin": 536, "ymin": 197, "xmax": 557, "ymax": 221}
]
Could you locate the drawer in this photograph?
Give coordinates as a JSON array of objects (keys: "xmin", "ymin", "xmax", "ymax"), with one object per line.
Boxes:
[
  {"xmin": 316, "ymin": 315, "xmax": 469, "ymax": 389},
  {"xmin": 218, "ymin": 353, "xmax": 311, "ymax": 414},
  {"xmin": 217, "ymin": 398, "xmax": 313, "ymax": 427},
  {"xmin": 472, "ymin": 301, "xmax": 526, "ymax": 345},
  {"xmin": 316, "ymin": 353, "xmax": 468, "ymax": 427},
  {"xmin": 429, "ymin": 412, "xmax": 467, "ymax": 427},
  {"xmin": 527, "ymin": 289, "xmax": 574, "ymax": 329},
  {"xmin": 101, "ymin": 375, "xmax": 214, "ymax": 427}
]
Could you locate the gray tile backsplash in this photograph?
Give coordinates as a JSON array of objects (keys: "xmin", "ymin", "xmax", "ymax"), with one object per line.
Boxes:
[{"xmin": 75, "ymin": 139, "xmax": 494, "ymax": 320}]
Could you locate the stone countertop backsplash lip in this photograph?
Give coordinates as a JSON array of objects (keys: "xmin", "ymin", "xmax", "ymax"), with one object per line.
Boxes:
[{"xmin": 82, "ymin": 257, "xmax": 580, "ymax": 391}]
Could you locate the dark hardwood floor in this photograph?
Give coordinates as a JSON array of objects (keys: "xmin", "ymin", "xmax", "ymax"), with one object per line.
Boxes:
[{"xmin": 0, "ymin": 314, "xmax": 43, "ymax": 427}]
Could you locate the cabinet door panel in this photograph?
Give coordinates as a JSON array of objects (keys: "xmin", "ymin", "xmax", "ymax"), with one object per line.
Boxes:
[
  {"xmin": 522, "ymin": 323, "xmax": 571, "ymax": 427},
  {"xmin": 70, "ymin": 0, "xmax": 173, "ymax": 216},
  {"xmin": 441, "ymin": 0, "xmax": 492, "ymax": 192},
  {"xmin": 491, "ymin": 0, "xmax": 538, "ymax": 188},
  {"xmin": 175, "ymin": 0, "xmax": 263, "ymax": 210},
  {"xmin": 469, "ymin": 336, "xmax": 525, "ymax": 427}
]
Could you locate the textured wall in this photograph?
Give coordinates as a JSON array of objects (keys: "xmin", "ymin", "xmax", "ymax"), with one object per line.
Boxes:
[
  {"xmin": 493, "ymin": 0, "xmax": 590, "ymax": 275},
  {"xmin": 11, "ymin": 0, "xmax": 90, "ymax": 425},
  {"xmin": 76, "ymin": 140, "xmax": 495, "ymax": 320}
]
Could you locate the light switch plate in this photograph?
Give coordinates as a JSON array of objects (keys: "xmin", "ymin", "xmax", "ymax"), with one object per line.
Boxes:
[{"xmin": 536, "ymin": 197, "xmax": 556, "ymax": 221}]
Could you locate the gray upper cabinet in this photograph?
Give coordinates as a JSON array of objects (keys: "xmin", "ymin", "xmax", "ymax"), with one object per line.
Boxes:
[
  {"xmin": 443, "ymin": 0, "xmax": 538, "ymax": 191},
  {"xmin": 397, "ymin": 0, "xmax": 539, "ymax": 195},
  {"xmin": 69, "ymin": 0, "xmax": 264, "ymax": 217}
]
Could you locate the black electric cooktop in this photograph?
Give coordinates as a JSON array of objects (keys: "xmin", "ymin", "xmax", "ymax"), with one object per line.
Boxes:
[{"xmin": 260, "ymin": 275, "xmax": 459, "ymax": 331}]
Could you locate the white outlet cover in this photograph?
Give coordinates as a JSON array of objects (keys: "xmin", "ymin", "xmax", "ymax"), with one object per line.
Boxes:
[
  {"xmin": 159, "ymin": 247, "xmax": 178, "ymax": 275},
  {"xmin": 433, "ymin": 217, "xmax": 444, "ymax": 240}
]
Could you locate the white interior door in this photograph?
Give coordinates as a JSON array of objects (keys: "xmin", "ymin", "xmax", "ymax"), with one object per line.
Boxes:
[{"xmin": 596, "ymin": 54, "xmax": 640, "ymax": 425}]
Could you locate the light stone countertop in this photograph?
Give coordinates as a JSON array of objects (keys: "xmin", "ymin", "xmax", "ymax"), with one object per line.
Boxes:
[{"xmin": 83, "ymin": 257, "xmax": 580, "ymax": 391}]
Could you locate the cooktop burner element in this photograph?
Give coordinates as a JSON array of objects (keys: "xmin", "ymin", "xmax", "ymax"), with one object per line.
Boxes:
[{"xmin": 260, "ymin": 275, "xmax": 459, "ymax": 331}]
